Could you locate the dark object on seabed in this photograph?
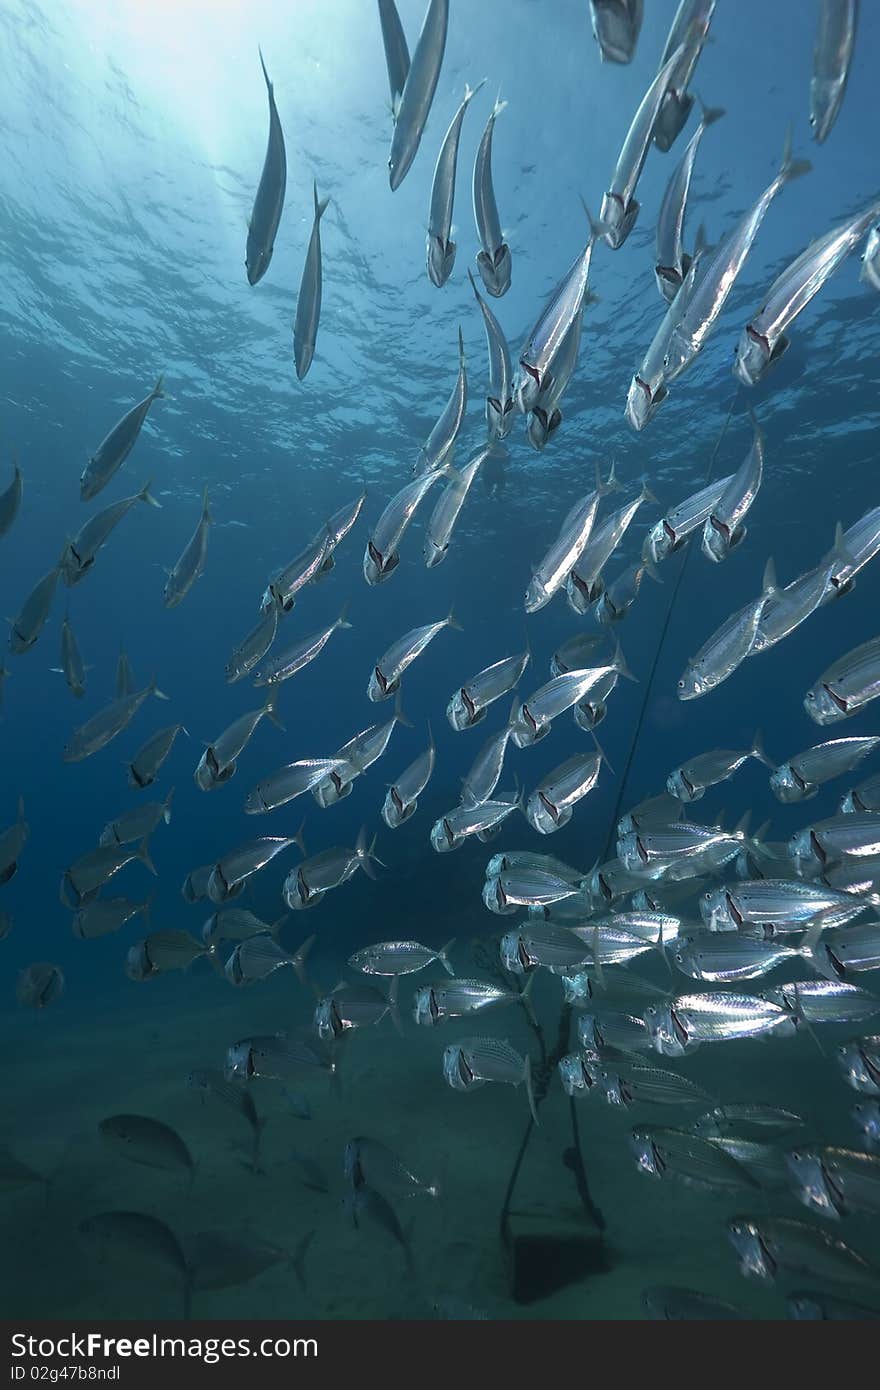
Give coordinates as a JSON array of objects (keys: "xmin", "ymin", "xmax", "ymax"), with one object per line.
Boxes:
[{"xmin": 503, "ymin": 1208, "xmax": 612, "ymax": 1304}]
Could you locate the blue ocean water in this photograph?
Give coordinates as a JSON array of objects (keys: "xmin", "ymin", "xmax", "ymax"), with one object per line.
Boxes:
[{"xmin": 1, "ymin": 0, "xmax": 879, "ymax": 1321}]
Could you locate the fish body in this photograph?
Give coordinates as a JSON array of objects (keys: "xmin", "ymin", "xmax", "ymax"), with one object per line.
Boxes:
[
  {"xmin": 388, "ymin": 0, "xmax": 449, "ymax": 191},
  {"xmin": 163, "ymin": 489, "xmax": 211, "ymax": 608},
  {"xmin": 364, "ymin": 467, "xmax": 448, "ymax": 584},
  {"xmin": 837, "ymin": 1035, "xmax": 880, "ymax": 1095},
  {"xmin": 127, "ymin": 724, "xmax": 185, "ymax": 789},
  {"xmin": 208, "ymin": 833, "xmax": 303, "ymax": 903},
  {"xmin": 447, "ymin": 648, "xmax": 529, "ymax": 730},
  {"xmin": 642, "ymin": 1286, "xmax": 744, "ymax": 1320},
  {"xmin": 701, "ymin": 878, "xmax": 871, "ymax": 935},
  {"xmin": 499, "ymin": 921, "xmax": 591, "ymax": 974},
  {"xmin": 655, "ymin": 102, "xmax": 723, "ymax": 301},
  {"xmin": 81, "ymin": 377, "xmax": 164, "ymax": 500},
  {"xmin": 728, "ymin": 1214, "xmax": 877, "ymax": 1286},
  {"xmin": 431, "ymin": 792, "xmax": 520, "ymax": 853},
  {"xmin": 0, "ymin": 459, "xmax": 22, "ymax": 540},
  {"xmin": 54, "ymin": 611, "xmax": 87, "ymax": 697},
  {"xmin": 810, "ymin": 0, "xmax": 858, "ymax": 144},
  {"xmin": 368, "ymin": 610, "xmax": 459, "ymax": 701},
  {"xmin": 569, "ymin": 482, "xmax": 655, "ymax": 603},
  {"xmin": 842, "ymin": 772, "xmax": 880, "ymax": 816},
  {"xmin": 225, "ymin": 1032, "xmax": 332, "ymax": 1082},
  {"xmin": 253, "ymin": 608, "xmax": 351, "ymax": 687},
  {"xmin": 701, "ymin": 419, "xmax": 763, "ymax": 563},
  {"xmin": 677, "ymin": 559, "xmax": 777, "ymax": 700},
  {"xmin": 442, "ymin": 1037, "xmax": 536, "ymax": 1121},
  {"xmin": 516, "ymin": 212, "xmax": 600, "ymax": 412},
  {"xmin": 668, "ymin": 736, "xmax": 769, "ymax": 802},
  {"xmin": 862, "ymin": 224, "xmax": 880, "ymax": 291},
  {"xmin": 226, "ymin": 602, "xmax": 279, "ymax": 684},
  {"xmin": 805, "ymin": 635, "xmax": 880, "ymax": 725},
  {"xmin": 427, "ymin": 82, "xmax": 484, "ymax": 287},
  {"xmin": 652, "ymin": 0, "xmax": 716, "ymax": 152},
  {"xmin": 467, "ymin": 269, "xmax": 514, "ymax": 438},
  {"xmin": 293, "ymin": 182, "xmax": 330, "ymax": 380},
  {"xmin": 642, "ymin": 475, "xmax": 732, "ymax": 564},
  {"xmin": 415, "ymin": 329, "xmax": 467, "ymax": 477},
  {"xmin": 62, "ymin": 839, "xmax": 155, "ymax": 908},
  {"xmin": 511, "ymin": 655, "xmax": 631, "ymax": 747},
  {"xmin": 378, "ymin": 0, "xmax": 410, "ymax": 116},
  {"xmin": 424, "ymin": 445, "xmax": 495, "ymax": 567},
  {"xmin": 381, "ymin": 734, "xmax": 435, "ymax": 827},
  {"xmin": 246, "ymin": 757, "xmax": 350, "ymax": 815},
  {"xmin": 823, "ymin": 503, "xmax": 880, "ymax": 600},
  {"xmin": 8, "ymin": 564, "xmax": 60, "ymax": 653},
  {"xmin": 99, "ymin": 1114, "xmax": 193, "ymax": 1178},
  {"xmin": 126, "ymin": 930, "xmax": 214, "ymax": 980},
  {"xmin": 472, "ymin": 97, "xmax": 510, "ymax": 296},
  {"xmin": 78, "ymin": 1212, "xmax": 191, "ymax": 1316},
  {"xmin": 413, "ymin": 976, "xmax": 523, "ymax": 1025},
  {"xmin": 264, "ymin": 532, "xmax": 330, "ymax": 613},
  {"xmin": 526, "ymin": 470, "xmax": 611, "ymax": 612},
  {"xmin": 284, "ymin": 827, "xmax": 379, "ymax": 908},
  {"xmin": 0, "ymin": 797, "xmax": 28, "ymax": 884},
  {"xmin": 765, "ymin": 979, "xmax": 880, "ymax": 1027},
  {"xmin": 196, "ymin": 689, "xmax": 282, "ymax": 790},
  {"xmin": 16, "ymin": 963, "xmax": 64, "ymax": 1008},
  {"xmin": 246, "ymin": 51, "xmax": 286, "ymax": 285},
  {"xmin": 314, "ymin": 982, "xmax": 395, "ymax": 1040},
  {"xmin": 589, "ymin": 0, "xmax": 643, "ymax": 64},
  {"xmin": 772, "ymin": 736, "xmax": 880, "ymax": 803},
  {"xmin": 349, "ymin": 937, "xmax": 453, "ymax": 977},
  {"xmin": 644, "ymin": 992, "xmax": 795, "ymax": 1056},
  {"xmin": 64, "ymin": 676, "xmax": 166, "ymax": 763},
  {"xmin": 631, "ymin": 1125, "xmax": 760, "ymax": 1192},
  {"xmin": 62, "ymin": 482, "xmax": 161, "ymax": 586},
  {"xmin": 72, "ymin": 897, "xmax": 151, "ymax": 940},
  {"xmin": 100, "ymin": 790, "xmax": 173, "ymax": 847},
  {"xmin": 526, "ymin": 752, "xmax": 602, "ymax": 835}
]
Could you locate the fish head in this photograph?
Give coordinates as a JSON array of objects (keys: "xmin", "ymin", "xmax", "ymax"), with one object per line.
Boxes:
[
  {"xmin": 600, "ymin": 191, "xmax": 638, "ymax": 249},
  {"xmin": 446, "ymin": 688, "xmax": 484, "ymax": 731},
  {"xmin": 785, "ymin": 1149, "xmax": 842, "ymax": 1218},
  {"xmin": 380, "ymin": 789, "xmax": 404, "ymax": 830},
  {"xmin": 430, "ymin": 817, "xmax": 457, "ymax": 854},
  {"xmin": 558, "ymin": 1052, "xmax": 592, "ymax": 1097},
  {"xmin": 124, "ymin": 941, "xmax": 153, "ymax": 982},
  {"xmin": 676, "ymin": 662, "xmax": 704, "ymax": 702},
  {"xmin": 573, "ymin": 699, "xmax": 607, "ymax": 732},
  {"xmin": 245, "ymin": 238, "xmax": 272, "ymax": 286},
  {"xmin": 424, "ymin": 535, "xmax": 448, "ymax": 568},
  {"xmin": 313, "ymin": 998, "xmax": 341, "ymax": 1042},
  {"xmin": 701, "ymin": 514, "xmax": 732, "ymax": 564},
  {"xmin": 655, "ymin": 264, "xmax": 682, "ymax": 304},
  {"xmin": 726, "ymin": 1218, "xmax": 775, "ymax": 1282},
  {"xmin": 524, "ymin": 574, "xmax": 550, "ymax": 613},
  {"xmin": 527, "ymin": 408, "xmax": 551, "ymax": 451},
  {"xmin": 224, "ymin": 1041, "xmax": 253, "ymax": 1081},
  {"xmin": 642, "ymin": 520, "xmax": 675, "ymax": 566},
  {"xmin": 515, "ymin": 359, "xmax": 543, "ymax": 414},
  {"xmin": 770, "ymin": 764, "xmax": 813, "ymax": 804},
  {"xmin": 809, "ymin": 76, "xmax": 845, "ymax": 145},
  {"xmin": 665, "ymin": 768, "xmax": 696, "ymax": 803},
  {"xmin": 652, "ymin": 91, "xmax": 693, "ymax": 153},
  {"xmin": 625, "ymin": 372, "xmax": 665, "ymax": 432},
  {"xmin": 363, "ymin": 541, "xmax": 396, "ymax": 586},
  {"xmin": 836, "ymin": 1042, "xmax": 880, "ymax": 1096},
  {"xmin": 367, "ymin": 666, "xmax": 393, "ymax": 703},
  {"xmin": 482, "ymin": 876, "xmax": 516, "ymax": 914},
  {"xmin": 699, "ymin": 886, "xmax": 731, "ymax": 931},
  {"xmin": 224, "ymin": 947, "xmax": 245, "ymax": 987},
  {"xmin": 787, "ymin": 828, "xmax": 820, "ymax": 875},
  {"xmin": 487, "ymin": 394, "xmax": 515, "ymax": 441},
  {"xmin": 642, "ymin": 1003, "xmax": 688, "ymax": 1057},
  {"xmin": 427, "ymin": 235, "xmax": 456, "ymax": 288},
  {"xmin": 732, "ymin": 325, "xmax": 771, "ymax": 386},
  {"xmin": 476, "ymin": 245, "xmax": 511, "ymax": 298},
  {"xmin": 562, "ymin": 972, "xmax": 592, "ymax": 1006},
  {"xmin": 852, "ymin": 1101, "xmax": 880, "ymax": 1147},
  {"xmin": 590, "ymin": 0, "xmax": 642, "ymax": 64},
  {"xmin": 803, "ymin": 682, "xmax": 845, "ymax": 726},
  {"xmin": 412, "ymin": 986, "xmax": 439, "ymax": 1027},
  {"xmin": 499, "ymin": 927, "xmax": 527, "ymax": 974},
  {"xmin": 616, "ymin": 831, "xmax": 644, "ymax": 874},
  {"xmin": 629, "ymin": 1129, "xmax": 662, "ymax": 1178}
]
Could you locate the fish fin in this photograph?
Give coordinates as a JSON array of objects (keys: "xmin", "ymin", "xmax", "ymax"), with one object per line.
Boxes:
[
  {"xmin": 367, "ymin": 831, "xmax": 386, "ymax": 873},
  {"xmin": 137, "ymin": 837, "xmax": 158, "ymax": 877},
  {"xmin": 152, "ymin": 373, "xmax": 166, "ymax": 399},
  {"xmin": 138, "ymin": 481, "xmax": 162, "ymax": 509},
  {"xmin": 518, "ymin": 971, "xmax": 539, "ymax": 1029},
  {"xmin": 612, "ymin": 638, "xmax": 637, "ymax": 683},
  {"xmin": 393, "ymin": 689, "xmax": 413, "ymax": 728},
  {"xmin": 579, "ymin": 197, "xmax": 610, "ymax": 246},
  {"xmin": 446, "ymin": 603, "xmax": 463, "ymax": 632},
  {"xmin": 523, "ymin": 1054, "xmax": 539, "ymax": 1127},
  {"xmin": 292, "ymin": 819, "xmax": 307, "ymax": 856},
  {"xmin": 268, "ymin": 912, "xmax": 290, "ymax": 940},
  {"xmin": 201, "ymin": 486, "xmax": 211, "ymax": 521},
  {"xmin": 313, "ymin": 180, "xmax": 330, "ymax": 220},
  {"xmin": 761, "ymin": 556, "xmax": 778, "ymax": 596},
  {"xmin": 591, "ymin": 728, "xmax": 613, "ymax": 775},
  {"xmin": 491, "ymin": 90, "xmax": 507, "ymax": 119},
  {"xmin": 800, "ymin": 910, "xmax": 841, "ymax": 985},
  {"xmin": 263, "ymin": 686, "xmax": 285, "ymax": 730},
  {"xmin": 698, "ymin": 99, "xmax": 725, "ymax": 127},
  {"xmin": 149, "ymin": 674, "xmax": 170, "ymax": 701},
  {"xmin": 336, "ymin": 600, "xmax": 353, "ymax": 630},
  {"xmin": 292, "ymin": 1229, "xmax": 316, "ymax": 1294},
  {"xmin": 291, "ymin": 932, "xmax": 316, "ymax": 991},
  {"xmin": 464, "ymin": 77, "xmax": 487, "ymax": 104},
  {"xmin": 438, "ymin": 939, "xmax": 456, "ymax": 976},
  {"xmin": 388, "ymin": 975, "xmax": 404, "ymax": 1036},
  {"xmin": 751, "ymin": 730, "xmax": 773, "ymax": 769},
  {"xmin": 466, "ymin": 266, "xmax": 482, "ymax": 302},
  {"xmin": 791, "ymin": 981, "xmax": 827, "ymax": 1058}
]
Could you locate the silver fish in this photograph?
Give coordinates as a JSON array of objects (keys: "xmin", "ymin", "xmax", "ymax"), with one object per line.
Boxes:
[
  {"xmin": 264, "ymin": 531, "xmax": 330, "ymax": 613},
  {"xmin": 642, "ymin": 474, "xmax": 732, "ymax": 564},
  {"xmin": 823, "ymin": 503, "xmax": 880, "ymax": 599},
  {"xmin": 735, "ymin": 197, "xmax": 880, "ymax": 385},
  {"xmin": 425, "ymin": 444, "xmax": 496, "ymax": 567},
  {"xmin": 225, "ymin": 933, "xmax": 311, "ymax": 989},
  {"xmin": 364, "ymin": 466, "xmax": 449, "ymax": 584},
  {"xmin": 600, "ymin": 43, "xmax": 689, "ymax": 250},
  {"xmin": 789, "ymin": 1145, "xmax": 880, "ymax": 1218},
  {"xmin": 667, "ymin": 735, "xmax": 769, "ymax": 802},
  {"xmin": 625, "ymin": 238, "xmax": 710, "ymax": 431},
  {"xmin": 79, "ymin": 1212, "xmax": 191, "ymax": 1316},
  {"xmin": 314, "ymin": 981, "xmax": 396, "ymax": 1040},
  {"xmin": 672, "ymin": 931, "xmax": 805, "ymax": 984},
  {"xmin": 64, "ymin": 676, "xmax": 167, "ymax": 762},
  {"xmin": 293, "ymin": 182, "xmax": 330, "ymax": 381},
  {"xmin": 765, "ymin": 979, "xmax": 880, "ymax": 1027},
  {"xmin": 852, "ymin": 1100, "xmax": 880, "ymax": 1150},
  {"xmin": 225, "ymin": 1032, "xmax": 333, "ymax": 1082},
  {"xmin": 442, "ymin": 1036, "xmax": 536, "ymax": 1122},
  {"xmin": 467, "ymin": 268, "xmax": 514, "ymax": 438},
  {"xmin": 381, "ymin": 731, "xmax": 435, "ymax": 827},
  {"xmin": 568, "ymin": 482, "xmax": 655, "ymax": 607},
  {"xmin": 631, "ymin": 1126, "xmax": 759, "ymax": 1192},
  {"xmin": 413, "ymin": 976, "xmax": 526, "ymax": 1026},
  {"xmin": 0, "ymin": 910, "xmax": 12, "ymax": 941},
  {"xmin": 253, "ymin": 606, "xmax": 351, "ymax": 687},
  {"xmin": 589, "ymin": 0, "xmax": 643, "ymax": 64},
  {"xmin": 431, "ymin": 792, "xmax": 520, "ymax": 853},
  {"xmin": 655, "ymin": 101, "xmax": 724, "ymax": 302},
  {"xmin": 99, "ymin": 789, "xmax": 174, "ymax": 847},
  {"xmin": 644, "ymin": 992, "xmax": 795, "ymax": 1056},
  {"xmin": 550, "ymin": 633, "xmax": 608, "ymax": 678},
  {"xmin": 862, "ymin": 222, "xmax": 880, "ymax": 291},
  {"xmin": 208, "ymin": 830, "xmax": 304, "ymax": 904},
  {"xmin": 226, "ymin": 601, "xmax": 279, "ymax": 684},
  {"xmin": 181, "ymin": 864, "xmax": 215, "ymax": 904},
  {"xmin": 368, "ymin": 608, "xmax": 459, "ymax": 701},
  {"xmin": 618, "ymin": 792, "xmax": 684, "ymax": 835},
  {"xmin": 378, "ymin": 0, "xmax": 410, "ymax": 118},
  {"xmin": 163, "ymin": 488, "xmax": 211, "ymax": 609},
  {"xmin": 8, "ymin": 563, "xmax": 61, "ymax": 654},
  {"xmin": 415, "ymin": 328, "xmax": 467, "ymax": 477},
  {"xmin": 315, "ymin": 702, "xmax": 406, "ymax": 806},
  {"xmin": 575, "ymin": 1010, "xmax": 653, "ymax": 1054},
  {"xmin": 472, "ymin": 95, "xmax": 510, "ymax": 296},
  {"xmin": 388, "ymin": 0, "xmax": 448, "ymax": 191},
  {"xmin": 191, "ymin": 1229, "xmax": 292, "ymax": 1288},
  {"xmin": 126, "ymin": 929, "xmax": 214, "ymax": 980},
  {"xmin": 462, "ymin": 708, "xmax": 517, "ymax": 806},
  {"xmin": 195, "ymin": 688, "xmax": 282, "ymax": 790},
  {"xmin": 62, "ymin": 839, "xmax": 156, "ymax": 907},
  {"xmin": 500, "ymin": 921, "xmax": 591, "ymax": 975},
  {"xmin": 526, "ymin": 752, "xmax": 602, "ymax": 835},
  {"xmin": 16, "ymin": 962, "xmax": 64, "ymax": 1009},
  {"xmin": 284, "ymin": 827, "xmax": 380, "ymax": 908},
  {"xmin": 344, "ymin": 1135, "xmax": 438, "ymax": 1200},
  {"xmin": 72, "ymin": 896, "xmax": 151, "ymax": 940},
  {"xmin": 99, "ymin": 1114, "xmax": 193, "ymax": 1179},
  {"xmin": 772, "ymin": 736, "xmax": 880, "ymax": 803},
  {"xmin": 753, "ymin": 553, "xmax": 840, "ymax": 654},
  {"xmin": 788, "ymin": 813, "xmax": 880, "ymax": 873},
  {"xmin": 691, "ymin": 1103, "xmax": 807, "ymax": 1140},
  {"xmin": 842, "ymin": 772, "xmax": 880, "ymax": 815},
  {"xmin": 810, "ymin": 0, "xmax": 858, "ymax": 144},
  {"xmin": 201, "ymin": 908, "xmax": 285, "ymax": 946},
  {"xmin": 0, "ymin": 457, "xmax": 22, "ymax": 541},
  {"xmin": 595, "ymin": 1063, "xmax": 715, "ymax": 1111},
  {"xmin": 677, "ymin": 558, "xmax": 777, "ymax": 700},
  {"xmin": 447, "ymin": 648, "xmax": 529, "ymax": 730},
  {"xmin": 700, "ymin": 879, "xmax": 873, "ymax": 934},
  {"xmin": 805, "ymin": 634, "xmax": 880, "ymax": 725},
  {"xmin": 664, "ymin": 130, "xmax": 811, "ymax": 385},
  {"xmin": 527, "ymin": 308, "xmax": 583, "ymax": 451},
  {"xmin": 652, "ymin": 0, "xmax": 716, "ymax": 152},
  {"xmin": 787, "ymin": 1289, "xmax": 880, "ymax": 1320},
  {"xmin": 246, "ymin": 50, "xmax": 286, "ymax": 285},
  {"xmin": 427, "ymin": 82, "xmax": 484, "ymax": 287},
  {"xmin": 837, "ymin": 1034, "xmax": 880, "ymax": 1096},
  {"xmin": 511, "ymin": 650, "xmax": 633, "ymax": 747},
  {"xmin": 246, "ymin": 757, "xmax": 350, "ymax": 815},
  {"xmin": 51, "ymin": 609, "xmax": 87, "ymax": 698},
  {"xmin": 349, "ymin": 937, "xmax": 453, "ymax": 977},
  {"xmin": 516, "ymin": 207, "xmax": 600, "ymax": 411},
  {"xmin": 345, "ymin": 1182, "xmax": 415, "ymax": 1275},
  {"xmin": 701, "ymin": 416, "xmax": 764, "ymax": 563},
  {"xmin": 728, "ymin": 1214, "xmax": 877, "ymax": 1286},
  {"xmin": 127, "ymin": 723, "xmax": 186, "ymax": 789},
  {"xmin": 595, "ymin": 560, "xmax": 656, "ymax": 624},
  {"xmin": 61, "ymin": 482, "xmax": 161, "ymax": 585},
  {"xmin": 81, "ymin": 376, "xmax": 164, "ymax": 501},
  {"xmin": 525, "ymin": 466, "xmax": 612, "ymax": 612}
]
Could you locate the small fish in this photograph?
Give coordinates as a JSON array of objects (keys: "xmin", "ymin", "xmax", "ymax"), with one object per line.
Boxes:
[
  {"xmin": 388, "ymin": 0, "xmax": 448, "ymax": 191},
  {"xmin": 527, "ymin": 308, "xmax": 583, "ymax": 451},
  {"xmin": 368, "ymin": 608, "xmax": 460, "ymax": 701},
  {"xmin": 226, "ymin": 602, "xmax": 279, "ymax": 684},
  {"xmin": 62, "ymin": 838, "xmax": 156, "ymax": 908},
  {"xmin": 314, "ymin": 700, "xmax": 408, "ymax": 806},
  {"xmin": 644, "ymin": 992, "xmax": 795, "ymax": 1056},
  {"xmin": 284, "ymin": 826, "xmax": 381, "ymax": 908},
  {"xmin": 190, "ymin": 1230, "xmax": 290, "ymax": 1291},
  {"xmin": 346, "ymin": 1182, "xmax": 416, "ymax": 1275},
  {"xmin": 78, "ymin": 1211, "xmax": 191, "ymax": 1317},
  {"xmin": 0, "ymin": 457, "xmax": 22, "ymax": 541},
  {"xmin": 805, "ymin": 634, "xmax": 880, "ymax": 725},
  {"xmin": 293, "ymin": 182, "xmax": 330, "ymax": 381},
  {"xmin": 772, "ymin": 736, "xmax": 880, "ymax": 803},
  {"xmin": 691, "ymin": 1104, "xmax": 807, "ymax": 1140},
  {"xmin": 245, "ymin": 757, "xmax": 349, "ymax": 814},
  {"xmin": 852, "ymin": 1100, "xmax": 880, "ymax": 1151},
  {"xmin": 672, "ymin": 931, "xmax": 805, "ymax": 984},
  {"xmin": 363, "ymin": 467, "xmax": 450, "ymax": 584},
  {"xmin": 8, "ymin": 563, "xmax": 61, "ymax": 654},
  {"xmin": 836, "ymin": 1035, "xmax": 880, "ymax": 1096},
  {"xmin": 181, "ymin": 863, "xmax": 215, "ymax": 904},
  {"xmin": 314, "ymin": 981, "xmax": 397, "ymax": 1040},
  {"xmin": 668, "ymin": 735, "xmax": 770, "ymax": 802},
  {"xmin": 99, "ymin": 1114, "xmax": 194, "ymax": 1179},
  {"xmin": 163, "ymin": 489, "xmax": 211, "ymax": 608},
  {"xmin": 842, "ymin": 773, "xmax": 880, "ymax": 814},
  {"xmin": 246, "ymin": 50, "xmax": 286, "ymax": 285},
  {"xmin": 652, "ymin": 1, "xmax": 716, "ymax": 152},
  {"xmin": 415, "ymin": 328, "xmax": 468, "ymax": 477},
  {"xmin": 810, "ymin": 0, "xmax": 858, "ymax": 143},
  {"xmin": 677, "ymin": 558, "xmax": 778, "ymax": 700},
  {"xmin": 350, "ymin": 938, "xmax": 453, "ymax": 977},
  {"xmin": 72, "ymin": 896, "xmax": 151, "ymax": 940},
  {"xmin": 413, "ymin": 977, "xmax": 528, "ymax": 1026},
  {"xmin": 618, "ymin": 792, "xmax": 684, "ymax": 835},
  {"xmin": 344, "ymin": 1135, "xmax": 439, "ymax": 1200},
  {"xmin": 700, "ymin": 878, "xmax": 872, "ymax": 934},
  {"xmin": 51, "ymin": 609, "xmax": 88, "ymax": 697},
  {"xmin": 61, "ymin": 482, "xmax": 162, "ymax": 586},
  {"xmin": 64, "ymin": 676, "xmax": 168, "ymax": 762},
  {"xmin": 754, "ymin": 549, "xmax": 845, "ymax": 655},
  {"xmin": 0, "ymin": 797, "xmax": 28, "ymax": 884},
  {"xmin": 425, "ymin": 444, "xmax": 496, "ymax": 567},
  {"xmin": 526, "ymin": 752, "xmax": 602, "ymax": 835},
  {"xmin": 208, "ymin": 830, "xmax": 304, "ymax": 904},
  {"xmin": 500, "ymin": 920, "xmax": 591, "ymax": 973},
  {"xmin": 655, "ymin": 101, "xmax": 724, "ymax": 302},
  {"xmin": 589, "ymin": 0, "xmax": 643, "ymax": 64},
  {"xmin": 381, "ymin": 730, "xmax": 435, "ymax": 827},
  {"xmin": 568, "ymin": 482, "xmax": 656, "ymax": 608},
  {"xmin": 225, "ymin": 933, "xmax": 312, "ymax": 989},
  {"xmin": 788, "ymin": 1144, "xmax": 880, "ymax": 1219},
  {"xmin": 202, "ymin": 908, "xmax": 285, "ymax": 946},
  {"xmin": 99, "ymin": 789, "xmax": 174, "ymax": 847},
  {"xmin": 125, "ymin": 930, "xmax": 215, "ymax": 980},
  {"xmin": 516, "ymin": 206, "xmax": 601, "ymax": 412},
  {"xmin": 642, "ymin": 1286, "xmax": 745, "ymax": 1321},
  {"xmin": 127, "ymin": 724, "xmax": 186, "ymax": 789},
  {"xmin": 472, "ymin": 95, "xmax": 510, "ymax": 296},
  {"xmin": 701, "ymin": 416, "xmax": 764, "ymax": 563},
  {"xmin": 728, "ymin": 1214, "xmax": 878, "ymax": 1286},
  {"xmin": 195, "ymin": 688, "xmax": 283, "ymax": 790},
  {"xmin": 378, "ymin": 0, "xmax": 410, "ymax": 118},
  {"xmin": 264, "ymin": 531, "xmax": 330, "ymax": 614},
  {"xmin": 642, "ymin": 474, "xmax": 733, "ymax": 564},
  {"xmin": 253, "ymin": 606, "xmax": 351, "ymax": 687},
  {"xmin": 447, "ymin": 648, "xmax": 529, "ymax": 730},
  {"xmin": 81, "ymin": 376, "xmax": 164, "ymax": 501},
  {"xmin": 226, "ymin": 1032, "xmax": 333, "ymax": 1083},
  {"xmin": 765, "ymin": 980, "xmax": 880, "ymax": 1027},
  {"xmin": 526, "ymin": 466, "xmax": 613, "ymax": 612},
  {"xmin": 574, "ymin": 1011, "xmax": 652, "ymax": 1054},
  {"xmin": 431, "ymin": 791, "xmax": 522, "ymax": 854},
  {"xmin": 631, "ymin": 1126, "xmax": 760, "ymax": 1192},
  {"xmin": 595, "ymin": 560, "xmax": 657, "ymax": 624},
  {"xmin": 442, "ymin": 1037, "xmax": 537, "ymax": 1123},
  {"xmin": 735, "ymin": 196, "xmax": 880, "ymax": 385},
  {"xmin": 467, "ymin": 268, "xmax": 514, "ymax": 438},
  {"xmin": 788, "ymin": 812, "xmax": 880, "ymax": 874},
  {"xmin": 427, "ymin": 81, "xmax": 484, "ymax": 287},
  {"xmin": 16, "ymin": 962, "xmax": 64, "ymax": 1009},
  {"xmin": 510, "ymin": 649, "xmax": 634, "ymax": 747},
  {"xmin": 595, "ymin": 1063, "xmax": 715, "ymax": 1111},
  {"xmin": 600, "ymin": 42, "xmax": 689, "ymax": 250}
]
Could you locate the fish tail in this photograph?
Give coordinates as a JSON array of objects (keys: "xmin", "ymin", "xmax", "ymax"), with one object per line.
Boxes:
[
  {"xmin": 698, "ymin": 99, "xmax": 725, "ymax": 127},
  {"xmin": 313, "ymin": 180, "xmax": 330, "ymax": 220},
  {"xmin": 292, "ymin": 818, "xmax": 307, "ymax": 856},
  {"xmin": 779, "ymin": 123, "xmax": 811, "ymax": 184},
  {"xmin": 491, "ymin": 89, "xmax": 507, "ymax": 119},
  {"xmin": 291, "ymin": 932, "xmax": 316, "ymax": 991},
  {"xmin": 751, "ymin": 729, "xmax": 773, "ymax": 769},
  {"xmin": 612, "ymin": 638, "xmax": 637, "ymax": 683},
  {"xmin": 466, "ymin": 266, "xmax": 481, "ymax": 301},
  {"xmin": 336, "ymin": 600, "xmax": 353, "ymax": 630},
  {"xmin": 457, "ymin": 324, "xmax": 465, "ymax": 366},
  {"xmin": 523, "ymin": 1054, "xmax": 539, "ymax": 1127},
  {"xmin": 393, "ymin": 689, "xmax": 413, "ymax": 728},
  {"xmin": 269, "ymin": 911, "xmax": 290, "ymax": 940},
  {"xmin": 149, "ymin": 674, "xmax": 170, "ymax": 701},
  {"xmin": 258, "ymin": 47, "xmax": 272, "ymax": 93},
  {"xmin": 201, "ymin": 486, "xmax": 211, "ymax": 521},
  {"xmin": 152, "ymin": 373, "xmax": 166, "ymax": 399},
  {"xmin": 446, "ymin": 603, "xmax": 463, "ymax": 631},
  {"xmin": 138, "ymin": 480, "xmax": 162, "ymax": 509},
  {"xmin": 761, "ymin": 556, "xmax": 778, "ymax": 597},
  {"xmin": 438, "ymin": 938, "xmax": 456, "ymax": 976},
  {"xmin": 518, "ymin": 971, "xmax": 539, "ymax": 1030},
  {"xmin": 465, "ymin": 77, "xmax": 487, "ymax": 104},
  {"xmin": 138, "ymin": 836, "xmax": 158, "ymax": 877},
  {"xmin": 264, "ymin": 685, "xmax": 285, "ymax": 730}
]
